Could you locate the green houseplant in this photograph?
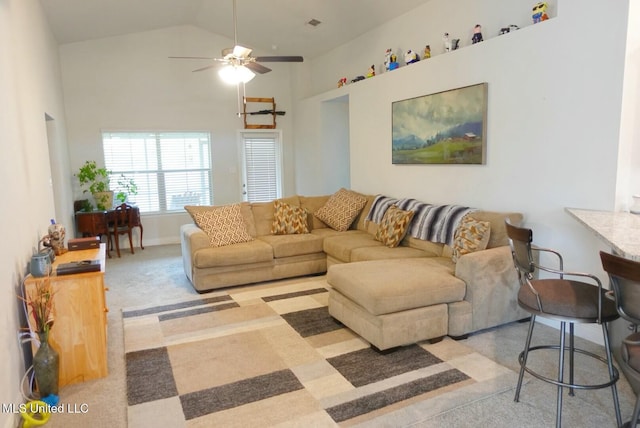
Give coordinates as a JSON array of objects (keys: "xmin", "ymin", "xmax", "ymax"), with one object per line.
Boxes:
[
  {"xmin": 76, "ymin": 161, "xmax": 113, "ymax": 210},
  {"xmin": 115, "ymin": 174, "xmax": 138, "ymax": 204}
]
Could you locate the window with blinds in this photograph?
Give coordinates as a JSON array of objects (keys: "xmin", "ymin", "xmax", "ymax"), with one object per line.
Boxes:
[
  {"xmin": 240, "ymin": 131, "xmax": 282, "ymax": 202},
  {"xmin": 102, "ymin": 131, "xmax": 212, "ymax": 213}
]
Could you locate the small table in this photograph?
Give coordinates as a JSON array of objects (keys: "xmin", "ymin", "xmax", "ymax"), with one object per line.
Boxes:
[{"xmin": 75, "ymin": 206, "xmax": 144, "ymax": 256}]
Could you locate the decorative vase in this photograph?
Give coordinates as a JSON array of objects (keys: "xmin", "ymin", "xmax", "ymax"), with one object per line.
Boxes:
[
  {"xmin": 33, "ymin": 332, "xmax": 59, "ymax": 397},
  {"xmin": 47, "ymin": 222, "xmax": 66, "ymax": 255}
]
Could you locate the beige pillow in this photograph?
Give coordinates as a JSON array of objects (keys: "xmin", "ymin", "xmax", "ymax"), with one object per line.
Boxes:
[
  {"xmin": 451, "ymin": 215, "xmax": 491, "ymax": 262},
  {"xmin": 271, "ymin": 200, "xmax": 309, "ymax": 235},
  {"xmin": 314, "ymin": 188, "xmax": 367, "ymax": 232},
  {"xmin": 375, "ymin": 205, "xmax": 415, "ymax": 248},
  {"xmin": 189, "ymin": 204, "xmax": 254, "ymax": 247}
]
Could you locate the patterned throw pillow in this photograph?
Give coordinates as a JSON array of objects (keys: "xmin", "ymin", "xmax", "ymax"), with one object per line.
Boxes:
[
  {"xmin": 451, "ymin": 215, "xmax": 491, "ymax": 262},
  {"xmin": 375, "ymin": 205, "xmax": 415, "ymax": 248},
  {"xmin": 314, "ymin": 188, "xmax": 367, "ymax": 232},
  {"xmin": 190, "ymin": 204, "xmax": 253, "ymax": 247},
  {"xmin": 271, "ymin": 200, "xmax": 309, "ymax": 235}
]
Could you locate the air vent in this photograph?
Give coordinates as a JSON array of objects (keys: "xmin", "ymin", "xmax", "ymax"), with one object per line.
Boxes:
[{"xmin": 306, "ymin": 18, "xmax": 322, "ymax": 27}]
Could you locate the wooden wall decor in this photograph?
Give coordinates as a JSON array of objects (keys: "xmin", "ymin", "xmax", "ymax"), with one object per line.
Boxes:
[{"xmin": 242, "ymin": 97, "xmax": 284, "ymax": 129}]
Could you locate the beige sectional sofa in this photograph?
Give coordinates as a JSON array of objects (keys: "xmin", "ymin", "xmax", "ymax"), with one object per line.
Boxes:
[{"xmin": 180, "ymin": 190, "xmax": 528, "ymax": 349}]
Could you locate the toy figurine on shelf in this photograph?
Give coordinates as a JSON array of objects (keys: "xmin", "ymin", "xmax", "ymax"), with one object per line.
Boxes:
[
  {"xmin": 384, "ymin": 49, "xmax": 393, "ymax": 71},
  {"xmin": 532, "ymin": 2, "xmax": 549, "ymax": 23},
  {"xmin": 443, "ymin": 33, "xmax": 452, "ymax": 52},
  {"xmin": 351, "ymin": 75, "xmax": 365, "ymax": 83},
  {"xmin": 405, "ymin": 49, "xmax": 420, "ymax": 65},
  {"xmin": 499, "ymin": 24, "xmax": 520, "ymax": 35},
  {"xmin": 366, "ymin": 65, "xmax": 375, "ymax": 78},
  {"xmin": 423, "ymin": 45, "xmax": 431, "ymax": 59},
  {"xmin": 452, "ymin": 38, "xmax": 460, "ymax": 51},
  {"xmin": 388, "ymin": 53, "xmax": 399, "ymax": 70},
  {"xmin": 472, "ymin": 25, "xmax": 483, "ymax": 44},
  {"xmin": 337, "ymin": 77, "xmax": 347, "ymax": 88}
]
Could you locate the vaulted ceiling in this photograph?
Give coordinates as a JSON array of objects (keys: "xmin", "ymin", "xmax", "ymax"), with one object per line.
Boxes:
[{"xmin": 39, "ymin": 0, "xmax": 432, "ymax": 59}]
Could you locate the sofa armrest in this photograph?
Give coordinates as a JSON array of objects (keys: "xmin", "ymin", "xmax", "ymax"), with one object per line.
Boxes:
[
  {"xmin": 180, "ymin": 224, "xmax": 210, "ymax": 283},
  {"xmin": 455, "ymin": 245, "xmax": 526, "ymax": 332}
]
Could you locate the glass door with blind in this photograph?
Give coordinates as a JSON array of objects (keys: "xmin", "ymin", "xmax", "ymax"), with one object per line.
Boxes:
[{"xmin": 239, "ymin": 131, "xmax": 283, "ymax": 202}]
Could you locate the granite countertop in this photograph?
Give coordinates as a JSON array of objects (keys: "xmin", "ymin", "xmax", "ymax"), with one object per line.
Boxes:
[{"xmin": 566, "ymin": 208, "xmax": 640, "ymax": 261}]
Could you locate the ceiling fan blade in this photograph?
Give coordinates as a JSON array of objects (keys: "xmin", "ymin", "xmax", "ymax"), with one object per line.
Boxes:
[
  {"xmin": 245, "ymin": 62, "xmax": 271, "ymax": 74},
  {"xmin": 233, "ymin": 45, "xmax": 252, "ymax": 58},
  {"xmin": 192, "ymin": 64, "xmax": 219, "ymax": 73},
  {"xmin": 169, "ymin": 56, "xmax": 215, "ymax": 60},
  {"xmin": 255, "ymin": 56, "xmax": 304, "ymax": 63}
]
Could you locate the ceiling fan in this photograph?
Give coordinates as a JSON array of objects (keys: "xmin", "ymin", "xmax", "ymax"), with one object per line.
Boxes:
[{"xmin": 170, "ymin": 0, "xmax": 303, "ymax": 84}]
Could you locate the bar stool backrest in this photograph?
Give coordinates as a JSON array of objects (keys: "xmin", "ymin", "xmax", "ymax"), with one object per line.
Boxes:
[{"xmin": 600, "ymin": 251, "xmax": 640, "ymax": 325}]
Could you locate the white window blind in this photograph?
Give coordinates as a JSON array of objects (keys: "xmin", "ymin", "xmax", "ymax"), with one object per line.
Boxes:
[
  {"xmin": 240, "ymin": 132, "xmax": 282, "ymax": 202},
  {"xmin": 103, "ymin": 131, "xmax": 212, "ymax": 213}
]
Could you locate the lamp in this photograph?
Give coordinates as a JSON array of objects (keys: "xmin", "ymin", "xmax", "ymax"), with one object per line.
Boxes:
[{"xmin": 218, "ymin": 64, "xmax": 255, "ymax": 84}]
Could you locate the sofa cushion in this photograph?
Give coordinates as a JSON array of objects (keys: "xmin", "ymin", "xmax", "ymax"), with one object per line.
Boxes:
[
  {"xmin": 188, "ymin": 204, "xmax": 254, "ymax": 247},
  {"xmin": 404, "ymin": 236, "xmax": 445, "ymax": 257},
  {"xmin": 471, "ymin": 211, "xmax": 523, "ymax": 248},
  {"xmin": 252, "ymin": 196, "xmax": 300, "ymax": 236},
  {"xmin": 257, "ymin": 234, "xmax": 324, "ymax": 258},
  {"xmin": 375, "ymin": 205, "xmax": 415, "ymax": 248},
  {"xmin": 314, "ymin": 188, "xmax": 367, "ymax": 232},
  {"xmin": 323, "ymin": 232, "xmax": 383, "ymax": 263},
  {"xmin": 299, "ymin": 195, "xmax": 331, "ymax": 230},
  {"xmin": 185, "ymin": 202, "xmax": 256, "ymax": 237},
  {"xmin": 193, "ymin": 239, "xmax": 273, "ymax": 268},
  {"xmin": 271, "ymin": 200, "xmax": 309, "ymax": 235},
  {"xmin": 451, "ymin": 215, "xmax": 491, "ymax": 262},
  {"xmin": 327, "ymin": 258, "xmax": 465, "ymax": 315}
]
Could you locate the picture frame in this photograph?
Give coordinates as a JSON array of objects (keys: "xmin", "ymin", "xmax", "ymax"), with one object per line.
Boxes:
[{"xmin": 392, "ymin": 82, "xmax": 488, "ymax": 165}]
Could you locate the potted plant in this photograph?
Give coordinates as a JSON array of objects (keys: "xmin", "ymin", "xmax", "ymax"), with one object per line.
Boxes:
[
  {"xmin": 115, "ymin": 174, "xmax": 138, "ymax": 205},
  {"xmin": 75, "ymin": 160, "xmax": 113, "ymax": 210}
]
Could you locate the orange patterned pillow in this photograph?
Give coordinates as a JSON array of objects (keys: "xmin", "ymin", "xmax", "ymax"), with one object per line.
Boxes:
[
  {"xmin": 271, "ymin": 200, "xmax": 309, "ymax": 235},
  {"xmin": 375, "ymin": 205, "xmax": 415, "ymax": 248},
  {"xmin": 190, "ymin": 204, "xmax": 253, "ymax": 247},
  {"xmin": 451, "ymin": 215, "xmax": 491, "ymax": 262},
  {"xmin": 314, "ymin": 188, "xmax": 367, "ymax": 232}
]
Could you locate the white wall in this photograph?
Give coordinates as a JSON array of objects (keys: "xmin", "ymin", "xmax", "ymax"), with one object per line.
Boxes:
[
  {"xmin": 617, "ymin": 0, "xmax": 640, "ymax": 210},
  {"xmin": 294, "ymin": 0, "xmax": 632, "ymax": 343},
  {"xmin": 59, "ymin": 25, "xmax": 298, "ymax": 245},
  {"xmin": 0, "ymin": 1, "xmax": 70, "ymax": 427},
  {"xmin": 295, "ymin": 0, "xmax": 630, "ymax": 277}
]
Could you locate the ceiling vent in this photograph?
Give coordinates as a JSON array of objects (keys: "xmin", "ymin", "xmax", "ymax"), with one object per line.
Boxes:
[{"xmin": 306, "ymin": 19, "xmax": 322, "ymax": 27}]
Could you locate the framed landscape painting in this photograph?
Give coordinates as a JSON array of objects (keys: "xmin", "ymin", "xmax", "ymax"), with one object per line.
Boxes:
[{"xmin": 392, "ymin": 82, "xmax": 488, "ymax": 164}]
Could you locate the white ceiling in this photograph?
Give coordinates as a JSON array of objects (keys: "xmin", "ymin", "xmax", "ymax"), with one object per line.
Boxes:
[{"xmin": 39, "ymin": 0, "xmax": 432, "ymax": 59}]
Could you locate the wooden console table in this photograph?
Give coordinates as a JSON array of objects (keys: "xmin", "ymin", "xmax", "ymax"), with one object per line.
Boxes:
[{"xmin": 24, "ymin": 244, "xmax": 108, "ymax": 387}]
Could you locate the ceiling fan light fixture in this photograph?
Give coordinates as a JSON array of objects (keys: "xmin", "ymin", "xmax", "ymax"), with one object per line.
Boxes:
[{"xmin": 218, "ymin": 64, "xmax": 255, "ymax": 84}]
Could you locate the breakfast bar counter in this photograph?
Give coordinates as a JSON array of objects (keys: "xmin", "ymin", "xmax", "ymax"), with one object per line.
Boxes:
[
  {"xmin": 566, "ymin": 207, "xmax": 640, "ymax": 369},
  {"xmin": 565, "ymin": 208, "xmax": 640, "ymax": 261}
]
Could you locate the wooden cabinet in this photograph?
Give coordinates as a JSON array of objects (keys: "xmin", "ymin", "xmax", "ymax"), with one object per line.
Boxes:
[{"xmin": 24, "ymin": 244, "xmax": 108, "ymax": 386}]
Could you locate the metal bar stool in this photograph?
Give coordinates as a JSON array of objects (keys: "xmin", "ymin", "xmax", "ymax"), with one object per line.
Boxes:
[
  {"xmin": 601, "ymin": 251, "xmax": 640, "ymax": 428},
  {"xmin": 506, "ymin": 221, "xmax": 622, "ymax": 427}
]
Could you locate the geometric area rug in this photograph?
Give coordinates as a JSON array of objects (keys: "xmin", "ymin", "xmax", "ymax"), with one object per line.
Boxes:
[{"xmin": 123, "ymin": 278, "xmax": 518, "ymax": 427}]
